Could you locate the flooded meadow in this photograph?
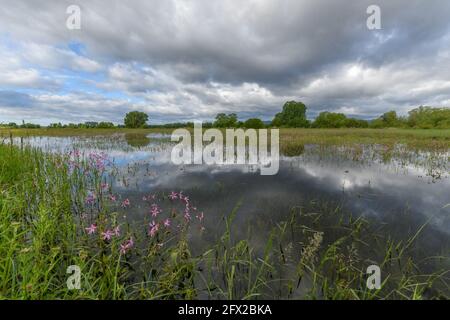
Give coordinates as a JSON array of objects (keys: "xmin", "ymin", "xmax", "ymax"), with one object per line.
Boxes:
[{"xmin": 2, "ymin": 131, "xmax": 449, "ymax": 299}]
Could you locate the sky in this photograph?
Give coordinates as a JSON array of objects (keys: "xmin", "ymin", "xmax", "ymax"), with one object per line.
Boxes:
[{"xmin": 0, "ymin": 0, "xmax": 449, "ymax": 125}]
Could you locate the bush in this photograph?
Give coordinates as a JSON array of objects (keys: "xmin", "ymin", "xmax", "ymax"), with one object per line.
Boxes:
[
  {"xmin": 243, "ymin": 118, "xmax": 265, "ymax": 129},
  {"xmin": 272, "ymin": 101, "xmax": 310, "ymax": 127}
]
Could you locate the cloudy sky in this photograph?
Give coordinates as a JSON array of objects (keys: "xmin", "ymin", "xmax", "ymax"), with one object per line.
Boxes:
[{"xmin": 0, "ymin": 0, "xmax": 449, "ymax": 125}]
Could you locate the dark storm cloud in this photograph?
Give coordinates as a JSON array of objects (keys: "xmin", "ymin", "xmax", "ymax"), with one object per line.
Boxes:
[{"xmin": 0, "ymin": 0, "xmax": 449, "ymax": 123}]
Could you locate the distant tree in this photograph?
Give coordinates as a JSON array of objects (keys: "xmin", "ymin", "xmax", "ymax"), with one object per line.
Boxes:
[
  {"xmin": 124, "ymin": 111, "xmax": 149, "ymax": 128},
  {"xmin": 381, "ymin": 111, "xmax": 399, "ymax": 127},
  {"xmin": 7, "ymin": 122, "xmax": 18, "ymax": 128},
  {"xmin": 243, "ymin": 118, "xmax": 265, "ymax": 129},
  {"xmin": 344, "ymin": 118, "xmax": 369, "ymax": 128},
  {"xmin": 407, "ymin": 106, "xmax": 450, "ymax": 129},
  {"xmin": 97, "ymin": 122, "xmax": 115, "ymax": 129},
  {"xmin": 49, "ymin": 122, "xmax": 63, "ymax": 128},
  {"xmin": 213, "ymin": 113, "xmax": 238, "ymax": 128},
  {"xmin": 312, "ymin": 112, "xmax": 348, "ymax": 128},
  {"xmin": 20, "ymin": 123, "xmax": 41, "ymax": 128},
  {"xmin": 369, "ymin": 110, "xmax": 402, "ymax": 128},
  {"xmin": 84, "ymin": 121, "xmax": 99, "ymax": 128},
  {"xmin": 272, "ymin": 101, "xmax": 309, "ymax": 127}
]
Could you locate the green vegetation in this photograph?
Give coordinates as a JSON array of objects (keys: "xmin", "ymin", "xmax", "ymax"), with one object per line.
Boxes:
[
  {"xmin": 213, "ymin": 113, "xmax": 238, "ymax": 128},
  {"xmin": 272, "ymin": 101, "xmax": 309, "ymax": 128},
  {"xmin": 0, "ymin": 142, "xmax": 448, "ymax": 299},
  {"xmin": 312, "ymin": 112, "xmax": 369, "ymax": 128},
  {"xmin": 407, "ymin": 106, "xmax": 450, "ymax": 129},
  {"xmin": 243, "ymin": 118, "xmax": 265, "ymax": 129},
  {"xmin": 124, "ymin": 111, "xmax": 149, "ymax": 128},
  {"xmin": 279, "ymin": 128, "xmax": 450, "ymax": 152}
]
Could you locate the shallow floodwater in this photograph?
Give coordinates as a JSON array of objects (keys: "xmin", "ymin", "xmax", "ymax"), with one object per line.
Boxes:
[{"xmin": 15, "ymin": 134, "xmax": 450, "ymax": 258}]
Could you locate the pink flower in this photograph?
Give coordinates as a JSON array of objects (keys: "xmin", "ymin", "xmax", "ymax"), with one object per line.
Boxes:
[
  {"xmin": 101, "ymin": 183, "xmax": 109, "ymax": 190},
  {"xmin": 150, "ymin": 203, "xmax": 162, "ymax": 217},
  {"xmin": 182, "ymin": 196, "xmax": 189, "ymax": 204},
  {"xmin": 148, "ymin": 221, "xmax": 159, "ymax": 237},
  {"xmin": 120, "ymin": 238, "xmax": 134, "ymax": 254},
  {"xmin": 163, "ymin": 218, "xmax": 171, "ymax": 228},
  {"xmin": 168, "ymin": 191, "xmax": 178, "ymax": 200},
  {"xmin": 101, "ymin": 229, "xmax": 114, "ymax": 241},
  {"xmin": 143, "ymin": 194, "xmax": 156, "ymax": 201},
  {"xmin": 113, "ymin": 226, "xmax": 120, "ymax": 236},
  {"xmin": 196, "ymin": 212, "xmax": 204, "ymax": 222},
  {"xmin": 184, "ymin": 209, "xmax": 191, "ymax": 221},
  {"xmin": 109, "ymin": 194, "xmax": 117, "ymax": 202},
  {"xmin": 85, "ymin": 192, "xmax": 96, "ymax": 204},
  {"xmin": 121, "ymin": 198, "xmax": 130, "ymax": 208},
  {"xmin": 85, "ymin": 224, "xmax": 97, "ymax": 235}
]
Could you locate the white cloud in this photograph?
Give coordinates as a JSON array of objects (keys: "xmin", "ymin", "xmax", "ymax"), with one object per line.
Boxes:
[{"xmin": 0, "ymin": 0, "xmax": 449, "ymax": 123}]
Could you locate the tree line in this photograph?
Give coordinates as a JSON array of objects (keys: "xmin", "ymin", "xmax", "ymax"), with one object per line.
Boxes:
[
  {"xmin": 210, "ymin": 102, "xmax": 450, "ymax": 129},
  {"xmin": 1, "ymin": 103, "xmax": 448, "ymax": 129}
]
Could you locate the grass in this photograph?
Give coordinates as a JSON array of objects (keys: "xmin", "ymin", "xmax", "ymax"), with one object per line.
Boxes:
[
  {"xmin": 2, "ymin": 127, "xmax": 449, "ymax": 149},
  {"xmin": 279, "ymin": 128, "xmax": 450, "ymax": 151},
  {"xmin": 0, "ymin": 131, "xmax": 449, "ymax": 299}
]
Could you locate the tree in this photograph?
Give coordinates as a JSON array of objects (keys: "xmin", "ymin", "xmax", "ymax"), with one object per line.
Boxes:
[
  {"xmin": 312, "ymin": 112, "xmax": 347, "ymax": 128},
  {"xmin": 381, "ymin": 111, "xmax": 399, "ymax": 127},
  {"xmin": 370, "ymin": 110, "xmax": 402, "ymax": 128},
  {"xmin": 407, "ymin": 106, "xmax": 450, "ymax": 129},
  {"xmin": 272, "ymin": 101, "xmax": 309, "ymax": 127},
  {"xmin": 84, "ymin": 121, "xmax": 99, "ymax": 128},
  {"xmin": 243, "ymin": 118, "xmax": 265, "ymax": 129},
  {"xmin": 98, "ymin": 122, "xmax": 115, "ymax": 128},
  {"xmin": 213, "ymin": 113, "xmax": 238, "ymax": 128},
  {"xmin": 124, "ymin": 111, "xmax": 149, "ymax": 128}
]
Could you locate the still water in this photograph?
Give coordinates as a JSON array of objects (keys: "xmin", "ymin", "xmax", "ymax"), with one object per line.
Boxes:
[{"xmin": 16, "ymin": 133, "xmax": 450, "ymax": 259}]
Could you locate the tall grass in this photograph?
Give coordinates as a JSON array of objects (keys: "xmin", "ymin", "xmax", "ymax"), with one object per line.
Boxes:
[{"xmin": 0, "ymin": 142, "xmax": 448, "ymax": 299}]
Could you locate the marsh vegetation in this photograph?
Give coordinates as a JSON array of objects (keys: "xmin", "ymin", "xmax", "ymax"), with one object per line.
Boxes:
[{"xmin": 0, "ymin": 128, "xmax": 448, "ymax": 299}]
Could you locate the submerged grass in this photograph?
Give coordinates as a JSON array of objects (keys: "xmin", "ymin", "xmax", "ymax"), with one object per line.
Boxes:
[{"xmin": 0, "ymin": 138, "xmax": 449, "ymax": 300}]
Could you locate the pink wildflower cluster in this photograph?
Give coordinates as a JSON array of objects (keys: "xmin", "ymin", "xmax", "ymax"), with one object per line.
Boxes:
[
  {"xmin": 143, "ymin": 194, "xmax": 156, "ymax": 201},
  {"xmin": 85, "ymin": 223, "xmax": 97, "ymax": 234},
  {"xmin": 120, "ymin": 238, "xmax": 134, "ymax": 254},
  {"xmin": 88, "ymin": 152, "xmax": 109, "ymax": 171},
  {"xmin": 145, "ymin": 191, "xmax": 205, "ymax": 238},
  {"xmin": 148, "ymin": 221, "xmax": 159, "ymax": 237},
  {"xmin": 84, "ymin": 189, "xmax": 205, "ymax": 255},
  {"xmin": 85, "ymin": 191, "xmax": 97, "ymax": 205},
  {"xmin": 167, "ymin": 191, "xmax": 204, "ymax": 223},
  {"xmin": 85, "ymin": 224, "xmax": 120, "ymax": 241},
  {"xmin": 67, "ymin": 149, "xmax": 82, "ymax": 171},
  {"xmin": 150, "ymin": 203, "xmax": 162, "ymax": 217},
  {"xmin": 121, "ymin": 198, "xmax": 130, "ymax": 208}
]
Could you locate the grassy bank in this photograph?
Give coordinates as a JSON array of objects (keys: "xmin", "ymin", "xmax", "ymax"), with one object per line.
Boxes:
[
  {"xmin": 0, "ymin": 142, "xmax": 448, "ymax": 299},
  {"xmin": 1, "ymin": 128, "xmax": 449, "ymax": 149}
]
